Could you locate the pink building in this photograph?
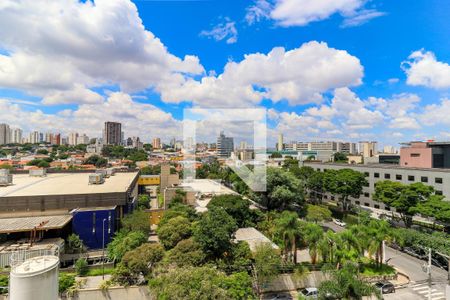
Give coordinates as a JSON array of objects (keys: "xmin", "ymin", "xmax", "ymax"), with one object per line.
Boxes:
[{"xmin": 400, "ymin": 141, "xmax": 450, "ymax": 169}]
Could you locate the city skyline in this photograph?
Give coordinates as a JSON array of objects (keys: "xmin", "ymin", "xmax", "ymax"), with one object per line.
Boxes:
[{"xmin": 0, "ymin": 0, "xmax": 449, "ymax": 147}]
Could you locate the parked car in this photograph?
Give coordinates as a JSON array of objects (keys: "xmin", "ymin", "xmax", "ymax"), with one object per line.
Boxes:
[
  {"xmin": 299, "ymin": 287, "xmax": 318, "ymax": 299},
  {"xmin": 374, "ymin": 281, "xmax": 395, "ymax": 294},
  {"xmin": 265, "ymin": 293, "xmax": 293, "ymax": 300},
  {"xmin": 332, "ymin": 218, "xmax": 346, "ymax": 227}
]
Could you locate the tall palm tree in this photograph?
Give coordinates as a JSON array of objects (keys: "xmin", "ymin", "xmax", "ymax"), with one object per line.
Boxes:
[
  {"xmin": 301, "ymin": 222, "xmax": 323, "ymax": 264},
  {"xmin": 275, "ymin": 211, "xmax": 301, "ymax": 264}
]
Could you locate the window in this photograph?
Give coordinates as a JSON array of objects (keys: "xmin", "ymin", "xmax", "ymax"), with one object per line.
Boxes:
[
  {"xmin": 355, "ymin": 201, "xmax": 360, "ymax": 205},
  {"xmin": 331, "ymin": 196, "xmax": 335, "ymax": 200},
  {"xmin": 364, "ymin": 192, "xmax": 370, "ymax": 197},
  {"xmin": 364, "ymin": 202, "xmax": 370, "ymax": 207},
  {"xmin": 374, "ymin": 204, "xmax": 380, "ymax": 209},
  {"xmin": 421, "ymin": 176, "xmax": 428, "ymax": 183},
  {"xmin": 363, "ymin": 181, "xmax": 369, "ymax": 187},
  {"xmin": 317, "ymin": 168, "xmax": 321, "ymax": 172},
  {"xmin": 384, "ymin": 174, "xmax": 391, "ymax": 179},
  {"xmin": 411, "ymin": 153, "xmax": 421, "ymax": 157},
  {"xmin": 408, "ymin": 175, "xmax": 415, "ymax": 181},
  {"xmin": 396, "ymin": 174, "xmax": 402, "ymax": 180},
  {"xmin": 435, "ymin": 177, "xmax": 443, "ymax": 184},
  {"xmin": 385, "ymin": 206, "xmax": 391, "ymax": 211},
  {"xmin": 364, "ymin": 172, "xmax": 369, "ymax": 177},
  {"xmin": 374, "ymin": 172, "xmax": 380, "ymax": 178},
  {"xmin": 324, "ymin": 195, "xmax": 328, "ymax": 199},
  {"xmin": 436, "ymin": 190, "xmax": 443, "ymax": 195}
]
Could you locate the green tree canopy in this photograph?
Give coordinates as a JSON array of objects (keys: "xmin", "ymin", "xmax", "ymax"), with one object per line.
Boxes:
[
  {"xmin": 323, "ymin": 169, "xmax": 367, "ymax": 211},
  {"xmin": 193, "ymin": 207, "xmax": 237, "ymax": 258},
  {"xmin": 305, "ymin": 204, "xmax": 332, "ymax": 223},
  {"xmin": 121, "ymin": 243, "xmax": 164, "ymax": 278},
  {"xmin": 333, "ymin": 152, "xmax": 348, "ymax": 163},
  {"xmin": 253, "ymin": 243, "xmax": 282, "ymax": 290},
  {"xmin": 167, "ymin": 238, "xmax": 206, "ymax": 267},
  {"xmin": 207, "ymin": 194, "xmax": 255, "ymax": 227},
  {"xmin": 122, "ymin": 210, "xmax": 151, "ymax": 235},
  {"xmin": 83, "ymin": 155, "xmax": 108, "ymax": 168},
  {"xmin": 157, "ymin": 216, "xmax": 192, "ymax": 250},
  {"xmin": 107, "ymin": 230, "xmax": 147, "ymax": 261}
]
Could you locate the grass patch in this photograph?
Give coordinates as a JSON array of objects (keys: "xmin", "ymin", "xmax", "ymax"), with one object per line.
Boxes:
[
  {"xmin": 86, "ymin": 268, "xmax": 115, "ymax": 276},
  {"xmin": 157, "ymin": 193, "xmax": 164, "ymax": 208},
  {"xmin": 360, "ymin": 263, "xmax": 395, "ymax": 276}
]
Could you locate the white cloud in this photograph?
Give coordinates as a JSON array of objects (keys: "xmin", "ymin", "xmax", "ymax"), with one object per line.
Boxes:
[
  {"xmin": 246, "ymin": 0, "xmax": 384, "ymax": 27},
  {"xmin": 200, "ymin": 18, "xmax": 238, "ymax": 44},
  {"xmin": 160, "ymin": 41, "xmax": 363, "ymax": 107},
  {"xmin": 42, "ymin": 85, "xmax": 105, "ymax": 105},
  {"xmin": 402, "ymin": 50, "xmax": 450, "ymax": 89},
  {"xmin": 0, "ymin": 0, "xmax": 204, "ymax": 103},
  {"xmin": 420, "ymin": 98, "xmax": 450, "ymax": 126}
]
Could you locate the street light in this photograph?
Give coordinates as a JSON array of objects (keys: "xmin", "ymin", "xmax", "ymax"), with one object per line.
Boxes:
[{"xmin": 102, "ymin": 218, "xmax": 106, "ymax": 280}]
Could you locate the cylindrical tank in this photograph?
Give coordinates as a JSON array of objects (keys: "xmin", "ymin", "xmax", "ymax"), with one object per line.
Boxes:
[{"xmin": 9, "ymin": 255, "xmax": 59, "ymax": 300}]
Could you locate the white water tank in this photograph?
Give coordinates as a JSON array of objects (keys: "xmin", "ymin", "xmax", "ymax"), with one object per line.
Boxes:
[{"xmin": 9, "ymin": 255, "xmax": 59, "ymax": 300}]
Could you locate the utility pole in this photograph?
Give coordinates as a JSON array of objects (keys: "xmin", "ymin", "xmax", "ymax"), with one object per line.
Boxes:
[
  {"xmin": 428, "ymin": 248, "xmax": 432, "ymax": 300},
  {"xmin": 102, "ymin": 218, "xmax": 106, "ymax": 280}
]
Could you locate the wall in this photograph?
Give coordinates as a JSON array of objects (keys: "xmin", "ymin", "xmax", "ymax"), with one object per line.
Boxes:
[
  {"xmin": 400, "ymin": 147, "xmax": 432, "ymax": 168},
  {"xmin": 72, "ymin": 208, "xmax": 116, "ymax": 249},
  {"xmin": 263, "ymin": 271, "xmax": 327, "ymax": 292},
  {"xmin": 65, "ymin": 286, "xmax": 152, "ymax": 300}
]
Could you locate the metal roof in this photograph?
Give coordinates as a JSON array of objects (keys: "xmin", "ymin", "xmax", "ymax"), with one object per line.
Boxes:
[{"xmin": 0, "ymin": 215, "xmax": 72, "ymax": 233}]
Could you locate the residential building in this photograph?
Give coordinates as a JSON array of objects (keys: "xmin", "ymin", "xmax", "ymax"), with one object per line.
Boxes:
[
  {"xmin": 76, "ymin": 134, "xmax": 89, "ymax": 145},
  {"xmin": 338, "ymin": 142, "xmax": 358, "ymax": 154},
  {"xmin": 68, "ymin": 132, "xmax": 79, "ymax": 146},
  {"xmin": 29, "ymin": 131, "xmax": 40, "ymax": 144},
  {"xmin": 103, "ymin": 121, "xmax": 122, "ymax": 146},
  {"xmin": 277, "ymin": 133, "xmax": 284, "ymax": 151},
  {"xmin": 10, "ymin": 128, "xmax": 22, "ymax": 144},
  {"xmin": 400, "ymin": 141, "xmax": 450, "ymax": 169},
  {"xmin": 383, "ymin": 145, "xmax": 396, "ymax": 154},
  {"xmin": 217, "ymin": 131, "xmax": 234, "ymax": 158},
  {"xmin": 0, "ymin": 124, "xmax": 11, "ymax": 145},
  {"xmin": 359, "ymin": 141, "xmax": 378, "ymax": 158},
  {"xmin": 303, "ymin": 161, "xmax": 450, "ymax": 211},
  {"xmin": 50, "ymin": 133, "xmax": 61, "ymax": 145},
  {"xmin": 152, "ymin": 137, "xmax": 161, "ymax": 149}
]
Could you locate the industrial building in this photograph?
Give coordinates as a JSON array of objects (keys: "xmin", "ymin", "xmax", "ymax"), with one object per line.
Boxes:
[{"xmin": 303, "ymin": 162, "xmax": 450, "ymax": 211}]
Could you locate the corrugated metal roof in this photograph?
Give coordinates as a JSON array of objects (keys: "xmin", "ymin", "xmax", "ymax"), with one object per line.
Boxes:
[{"xmin": 0, "ymin": 215, "xmax": 72, "ymax": 233}]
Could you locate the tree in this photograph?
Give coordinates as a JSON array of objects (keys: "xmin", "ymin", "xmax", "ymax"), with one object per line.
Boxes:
[
  {"xmin": 66, "ymin": 234, "xmax": 85, "ymax": 254},
  {"xmin": 270, "ymin": 152, "xmax": 282, "ymax": 158},
  {"xmin": 255, "ymin": 167, "xmax": 303, "ymax": 210},
  {"xmin": 193, "ymin": 207, "xmax": 237, "ymax": 258},
  {"xmin": 117, "ymin": 243, "xmax": 164, "ymax": 283},
  {"xmin": 305, "ymin": 204, "xmax": 332, "ymax": 223},
  {"xmin": 222, "ymin": 272, "xmax": 257, "ymax": 300},
  {"xmin": 84, "ymin": 155, "xmax": 108, "ymax": 168},
  {"xmin": 75, "ymin": 258, "xmax": 89, "ymax": 276},
  {"xmin": 167, "ymin": 238, "xmax": 206, "ymax": 267},
  {"xmin": 122, "ymin": 210, "xmax": 151, "ymax": 235},
  {"xmin": 319, "ymin": 263, "xmax": 381, "ymax": 300},
  {"xmin": 168, "ymin": 189, "xmax": 186, "ymax": 207},
  {"xmin": 412, "ymin": 195, "xmax": 450, "ymax": 225},
  {"xmin": 157, "ymin": 216, "xmax": 192, "ymax": 250},
  {"xmin": 253, "ymin": 243, "xmax": 281, "ymax": 292},
  {"xmin": 373, "ymin": 181, "xmax": 434, "ymax": 227},
  {"xmin": 36, "ymin": 149, "xmax": 48, "ymax": 155},
  {"xmin": 306, "ymin": 171, "xmax": 325, "ymax": 203},
  {"xmin": 207, "ymin": 194, "xmax": 254, "ymax": 227},
  {"xmin": 37, "ymin": 160, "xmax": 50, "ymax": 168},
  {"xmin": 159, "ymin": 203, "xmax": 198, "ymax": 226},
  {"xmin": 275, "ymin": 211, "xmax": 301, "ymax": 263},
  {"xmin": 107, "ymin": 230, "xmax": 147, "ymax": 261},
  {"xmin": 333, "ymin": 152, "xmax": 348, "ymax": 163},
  {"xmin": 137, "ymin": 194, "xmax": 151, "ymax": 210},
  {"xmin": 140, "ymin": 165, "xmax": 160, "ymax": 175},
  {"xmin": 301, "ymin": 222, "xmax": 323, "ymax": 264},
  {"xmin": 59, "ymin": 273, "xmax": 76, "ymax": 295},
  {"xmin": 149, "ymin": 266, "xmax": 229, "ymax": 300},
  {"xmin": 323, "ymin": 169, "xmax": 367, "ymax": 212}
]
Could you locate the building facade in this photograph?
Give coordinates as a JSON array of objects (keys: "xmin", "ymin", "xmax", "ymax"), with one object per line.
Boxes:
[
  {"xmin": 0, "ymin": 124, "xmax": 10, "ymax": 145},
  {"xmin": 400, "ymin": 141, "xmax": 450, "ymax": 169},
  {"xmin": 217, "ymin": 131, "xmax": 234, "ymax": 158},
  {"xmin": 103, "ymin": 122, "xmax": 122, "ymax": 146},
  {"xmin": 303, "ymin": 162, "xmax": 450, "ymax": 211},
  {"xmin": 152, "ymin": 137, "xmax": 161, "ymax": 149},
  {"xmin": 10, "ymin": 128, "xmax": 22, "ymax": 144}
]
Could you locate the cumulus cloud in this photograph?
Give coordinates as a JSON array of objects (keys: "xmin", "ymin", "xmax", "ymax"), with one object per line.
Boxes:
[
  {"xmin": 200, "ymin": 18, "xmax": 238, "ymax": 44},
  {"xmin": 0, "ymin": 0, "xmax": 204, "ymax": 103},
  {"xmin": 245, "ymin": 0, "xmax": 384, "ymax": 27},
  {"xmin": 42, "ymin": 85, "xmax": 105, "ymax": 105},
  {"xmin": 420, "ymin": 98, "xmax": 450, "ymax": 126},
  {"xmin": 160, "ymin": 41, "xmax": 363, "ymax": 107},
  {"xmin": 402, "ymin": 50, "xmax": 450, "ymax": 89}
]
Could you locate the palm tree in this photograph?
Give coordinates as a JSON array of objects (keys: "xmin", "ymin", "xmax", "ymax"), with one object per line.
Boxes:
[
  {"xmin": 275, "ymin": 211, "xmax": 302, "ymax": 264},
  {"xmin": 301, "ymin": 222, "xmax": 323, "ymax": 264}
]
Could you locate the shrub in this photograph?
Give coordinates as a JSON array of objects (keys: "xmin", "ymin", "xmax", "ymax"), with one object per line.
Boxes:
[{"xmin": 75, "ymin": 258, "xmax": 89, "ymax": 276}]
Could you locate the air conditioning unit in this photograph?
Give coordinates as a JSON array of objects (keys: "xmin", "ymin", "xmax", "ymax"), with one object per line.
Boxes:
[
  {"xmin": 29, "ymin": 169, "xmax": 47, "ymax": 177},
  {"xmin": 89, "ymin": 173, "xmax": 104, "ymax": 185}
]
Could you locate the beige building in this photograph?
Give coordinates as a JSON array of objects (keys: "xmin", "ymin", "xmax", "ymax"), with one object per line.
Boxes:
[
  {"xmin": 152, "ymin": 137, "xmax": 161, "ymax": 149},
  {"xmin": 359, "ymin": 141, "xmax": 378, "ymax": 158}
]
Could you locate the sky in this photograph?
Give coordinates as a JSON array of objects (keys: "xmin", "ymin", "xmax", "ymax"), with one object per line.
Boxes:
[{"xmin": 0, "ymin": 0, "xmax": 449, "ymax": 148}]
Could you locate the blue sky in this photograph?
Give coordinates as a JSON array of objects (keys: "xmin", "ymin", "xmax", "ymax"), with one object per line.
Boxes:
[{"xmin": 0, "ymin": 0, "xmax": 449, "ymax": 147}]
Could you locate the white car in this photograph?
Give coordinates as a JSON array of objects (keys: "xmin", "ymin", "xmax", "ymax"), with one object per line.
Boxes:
[
  {"xmin": 299, "ymin": 287, "xmax": 318, "ymax": 299},
  {"xmin": 333, "ymin": 218, "xmax": 346, "ymax": 227}
]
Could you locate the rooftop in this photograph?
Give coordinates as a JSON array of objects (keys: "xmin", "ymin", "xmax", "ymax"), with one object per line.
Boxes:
[
  {"xmin": 303, "ymin": 162, "xmax": 450, "ymax": 173},
  {"xmin": 0, "ymin": 214, "xmax": 72, "ymax": 233},
  {"xmin": 0, "ymin": 172, "xmax": 138, "ymax": 197},
  {"xmin": 179, "ymin": 179, "xmax": 236, "ymax": 195},
  {"xmin": 234, "ymin": 227, "xmax": 279, "ymax": 252}
]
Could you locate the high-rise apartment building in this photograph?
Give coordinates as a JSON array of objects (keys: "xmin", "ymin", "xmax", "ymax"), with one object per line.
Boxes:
[
  {"xmin": 152, "ymin": 137, "xmax": 161, "ymax": 149},
  {"xmin": 29, "ymin": 131, "xmax": 40, "ymax": 144},
  {"xmin": 0, "ymin": 124, "xmax": 11, "ymax": 145},
  {"xmin": 103, "ymin": 122, "xmax": 122, "ymax": 146},
  {"xmin": 277, "ymin": 133, "xmax": 284, "ymax": 151},
  {"xmin": 359, "ymin": 141, "xmax": 378, "ymax": 158},
  {"xmin": 50, "ymin": 133, "xmax": 61, "ymax": 145},
  {"xmin": 217, "ymin": 131, "xmax": 234, "ymax": 158},
  {"xmin": 76, "ymin": 134, "xmax": 89, "ymax": 145},
  {"xmin": 68, "ymin": 132, "xmax": 79, "ymax": 146},
  {"xmin": 10, "ymin": 128, "xmax": 22, "ymax": 144}
]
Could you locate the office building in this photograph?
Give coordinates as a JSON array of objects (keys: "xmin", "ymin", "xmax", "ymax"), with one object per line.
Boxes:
[
  {"xmin": 152, "ymin": 137, "xmax": 161, "ymax": 149},
  {"xmin": 303, "ymin": 161, "xmax": 450, "ymax": 211},
  {"xmin": 68, "ymin": 132, "xmax": 79, "ymax": 146},
  {"xmin": 103, "ymin": 122, "xmax": 122, "ymax": 146},
  {"xmin": 0, "ymin": 124, "xmax": 11, "ymax": 145},
  {"xmin": 217, "ymin": 131, "xmax": 234, "ymax": 158},
  {"xmin": 400, "ymin": 141, "xmax": 450, "ymax": 169},
  {"xmin": 360, "ymin": 141, "xmax": 378, "ymax": 158},
  {"xmin": 10, "ymin": 128, "xmax": 22, "ymax": 144},
  {"xmin": 277, "ymin": 134, "xmax": 284, "ymax": 151}
]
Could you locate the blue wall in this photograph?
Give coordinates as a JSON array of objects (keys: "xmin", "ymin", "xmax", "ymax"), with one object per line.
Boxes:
[{"xmin": 72, "ymin": 208, "xmax": 116, "ymax": 249}]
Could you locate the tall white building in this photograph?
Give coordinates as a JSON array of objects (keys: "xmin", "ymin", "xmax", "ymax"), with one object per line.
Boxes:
[
  {"xmin": 76, "ymin": 134, "xmax": 89, "ymax": 145},
  {"xmin": 29, "ymin": 131, "xmax": 40, "ymax": 144},
  {"xmin": 68, "ymin": 132, "xmax": 79, "ymax": 146},
  {"xmin": 359, "ymin": 141, "xmax": 378, "ymax": 158},
  {"xmin": 10, "ymin": 128, "xmax": 22, "ymax": 144},
  {"xmin": 0, "ymin": 123, "xmax": 11, "ymax": 145},
  {"xmin": 277, "ymin": 133, "xmax": 284, "ymax": 151}
]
